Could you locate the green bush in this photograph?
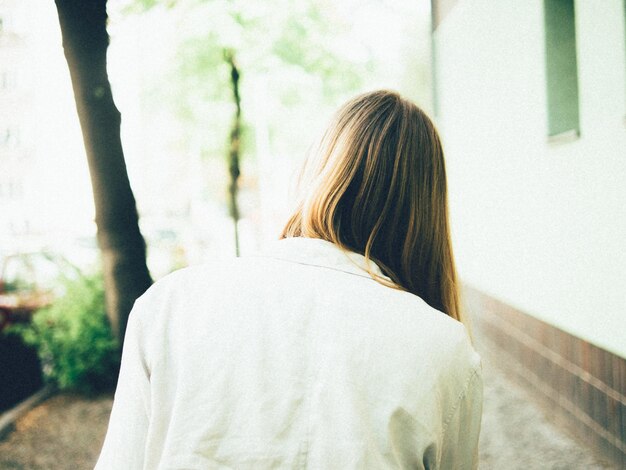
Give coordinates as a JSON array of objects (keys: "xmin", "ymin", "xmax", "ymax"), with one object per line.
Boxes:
[{"xmin": 11, "ymin": 272, "xmax": 120, "ymax": 392}]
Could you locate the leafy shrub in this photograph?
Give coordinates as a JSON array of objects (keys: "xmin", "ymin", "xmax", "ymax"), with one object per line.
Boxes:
[{"xmin": 11, "ymin": 272, "xmax": 120, "ymax": 392}]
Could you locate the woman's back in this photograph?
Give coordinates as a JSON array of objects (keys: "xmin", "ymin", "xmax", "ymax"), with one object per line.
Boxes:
[{"xmin": 96, "ymin": 237, "xmax": 482, "ymax": 469}]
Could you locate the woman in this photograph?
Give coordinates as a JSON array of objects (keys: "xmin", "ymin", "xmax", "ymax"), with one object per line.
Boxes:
[{"xmin": 95, "ymin": 90, "xmax": 482, "ymax": 469}]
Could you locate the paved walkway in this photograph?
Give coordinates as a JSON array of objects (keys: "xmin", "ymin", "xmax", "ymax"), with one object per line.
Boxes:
[
  {"xmin": 0, "ymin": 361, "xmax": 616, "ymax": 469},
  {"xmin": 478, "ymin": 359, "xmax": 613, "ymax": 469}
]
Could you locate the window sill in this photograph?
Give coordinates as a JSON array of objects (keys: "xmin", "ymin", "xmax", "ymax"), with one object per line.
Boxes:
[{"xmin": 547, "ymin": 129, "xmax": 579, "ymax": 145}]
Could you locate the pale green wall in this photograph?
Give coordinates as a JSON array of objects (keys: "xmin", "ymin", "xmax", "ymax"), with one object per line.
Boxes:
[{"xmin": 434, "ymin": 0, "xmax": 626, "ymax": 357}]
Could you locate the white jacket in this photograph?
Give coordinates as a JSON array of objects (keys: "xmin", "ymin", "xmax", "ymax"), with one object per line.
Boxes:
[{"xmin": 95, "ymin": 237, "xmax": 482, "ymax": 469}]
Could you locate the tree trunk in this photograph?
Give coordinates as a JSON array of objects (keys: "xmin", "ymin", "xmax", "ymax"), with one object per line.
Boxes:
[
  {"xmin": 54, "ymin": 0, "xmax": 152, "ymax": 342},
  {"xmin": 224, "ymin": 49, "xmax": 242, "ymax": 256}
]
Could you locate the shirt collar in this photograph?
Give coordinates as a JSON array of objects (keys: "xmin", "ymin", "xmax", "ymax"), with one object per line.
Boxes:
[{"xmin": 257, "ymin": 237, "xmax": 390, "ymax": 281}]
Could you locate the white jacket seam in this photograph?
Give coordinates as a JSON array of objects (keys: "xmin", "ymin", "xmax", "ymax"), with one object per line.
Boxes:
[{"xmin": 441, "ymin": 366, "xmax": 481, "ymax": 438}]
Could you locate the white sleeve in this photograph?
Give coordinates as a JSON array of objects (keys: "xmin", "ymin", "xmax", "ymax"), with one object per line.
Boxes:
[
  {"xmin": 438, "ymin": 367, "xmax": 484, "ymax": 470},
  {"xmin": 95, "ymin": 300, "xmax": 151, "ymax": 470}
]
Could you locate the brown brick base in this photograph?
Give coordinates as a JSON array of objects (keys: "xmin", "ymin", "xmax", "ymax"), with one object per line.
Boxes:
[{"xmin": 463, "ymin": 286, "xmax": 625, "ymax": 468}]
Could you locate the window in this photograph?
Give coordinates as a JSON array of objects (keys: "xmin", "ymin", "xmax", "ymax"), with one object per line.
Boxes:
[
  {"xmin": 0, "ymin": 180, "xmax": 22, "ymax": 201},
  {"xmin": 1, "ymin": 127, "xmax": 20, "ymax": 147},
  {"xmin": 1, "ymin": 71, "xmax": 16, "ymax": 91},
  {"xmin": 544, "ymin": 0, "xmax": 580, "ymax": 139},
  {"xmin": 0, "ymin": 11, "xmax": 16, "ymax": 34}
]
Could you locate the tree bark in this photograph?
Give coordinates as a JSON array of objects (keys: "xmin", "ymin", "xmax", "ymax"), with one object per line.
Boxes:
[
  {"xmin": 54, "ymin": 0, "xmax": 152, "ymax": 342},
  {"xmin": 224, "ymin": 49, "xmax": 242, "ymax": 256}
]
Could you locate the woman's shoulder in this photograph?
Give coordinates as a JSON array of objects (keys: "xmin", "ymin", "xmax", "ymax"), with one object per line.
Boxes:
[
  {"xmin": 130, "ymin": 256, "xmax": 278, "ymax": 319},
  {"xmin": 379, "ymin": 289, "xmax": 481, "ymax": 375},
  {"xmin": 140, "ymin": 257, "xmax": 256, "ymax": 296}
]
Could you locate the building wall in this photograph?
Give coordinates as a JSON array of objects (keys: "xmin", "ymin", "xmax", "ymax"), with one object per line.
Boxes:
[
  {"xmin": 0, "ymin": 0, "xmax": 94, "ymax": 241},
  {"xmin": 434, "ymin": 0, "xmax": 626, "ymax": 358},
  {"xmin": 0, "ymin": 0, "xmax": 30, "ymax": 232}
]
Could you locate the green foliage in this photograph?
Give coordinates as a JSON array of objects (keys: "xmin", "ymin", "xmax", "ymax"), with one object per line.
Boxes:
[
  {"xmin": 9, "ymin": 273, "xmax": 119, "ymax": 392},
  {"xmin": 125, "ymin": 0, "xmax": 372, "ymax": 166}
]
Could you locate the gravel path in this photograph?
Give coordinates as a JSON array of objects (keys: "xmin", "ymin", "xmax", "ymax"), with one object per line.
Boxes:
[
  {"xmin": 0, "ymin": 393, "xmax": 111, "ymax": 470},
  {"xmin": 0, "ymin": 363, "xmax": 617, "ymax": 469}
]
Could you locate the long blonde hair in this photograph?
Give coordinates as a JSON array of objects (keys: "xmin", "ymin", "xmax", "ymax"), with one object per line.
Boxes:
[{"xmin": 281, "ymin": 90, "xmax": 462, "ymax": 323}]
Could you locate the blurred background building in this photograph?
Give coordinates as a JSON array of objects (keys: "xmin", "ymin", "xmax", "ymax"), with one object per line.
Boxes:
[
  {"xmin": 431, "ymin": 0, "xmax": 625, "ymax": 465},
  {"xmin": 0, "ymin": 0, "xmax": 94, "ymax": 254}
]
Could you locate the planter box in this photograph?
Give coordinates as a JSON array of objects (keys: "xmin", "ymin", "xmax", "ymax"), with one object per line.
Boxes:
[{"xmin": 0, "ymin": 333, "xmax": 43, "ymax": 412}]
